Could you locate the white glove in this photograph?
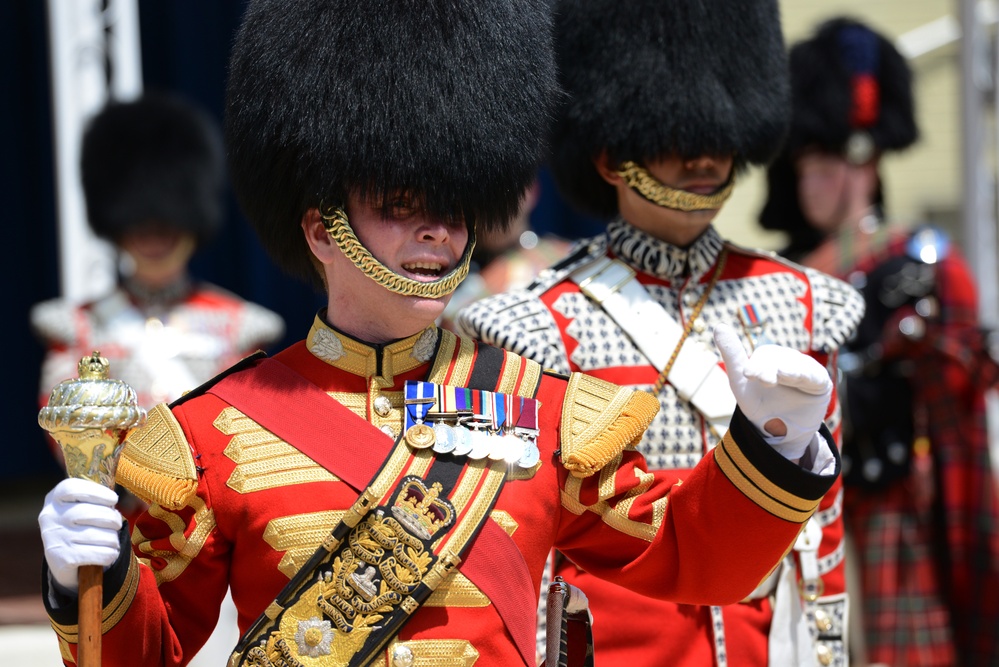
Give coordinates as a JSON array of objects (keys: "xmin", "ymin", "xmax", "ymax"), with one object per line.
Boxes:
[
  {"xmin": 714, "ymin": 323, "xmax": 832, "ymax": 461},
  {"xmin": 39, "ymin": 478, "xmax": 123, "ymax": 593}
]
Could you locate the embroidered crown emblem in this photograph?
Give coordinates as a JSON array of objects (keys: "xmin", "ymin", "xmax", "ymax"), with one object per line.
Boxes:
[{"xmin": 390, "ymin": 477, "xmax": 455, "ymax": 540}]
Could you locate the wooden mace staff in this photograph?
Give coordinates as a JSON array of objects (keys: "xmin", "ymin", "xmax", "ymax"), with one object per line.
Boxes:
[{"xmin": 38, "ymin": 351, "xmax": 146, "ymax": 667}]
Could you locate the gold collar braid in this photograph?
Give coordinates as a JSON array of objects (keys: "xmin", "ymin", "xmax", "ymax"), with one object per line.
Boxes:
[
  {"xmin": 617, "ymin": 161, "xmax": 735, "ymax": 212},
  {"xmin": 320, "ymin": 204, "xmax": 476, "ymax": 299}
]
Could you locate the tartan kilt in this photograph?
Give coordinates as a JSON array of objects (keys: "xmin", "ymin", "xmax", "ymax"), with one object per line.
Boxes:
[
  {"xmin": 847, "ymin": 322, "xmax": 999, "ymax": 667},
  {"xmin": 845, "ymin": 481, "xmax": 956, "ymax": 667}
]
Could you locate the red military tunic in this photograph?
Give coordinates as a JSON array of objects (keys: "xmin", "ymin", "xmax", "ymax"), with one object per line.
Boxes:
[
  {"xmin": 31, "ymin": 277, "xmax": 285, "ymax": 411},
  {"xmin": 804, "ymin": 220, "xmax": 999, "ymax": 667},
  {"xmin": 43, "ymin": 313, "xmax": 838, "ymax": 667},
  {"xmin": 32, "ymin": 277, "xmax": 286, "ymax": 525},
  {"xmin": 458, "ymin": 221, "xmax": 864, "ymax": 667}
]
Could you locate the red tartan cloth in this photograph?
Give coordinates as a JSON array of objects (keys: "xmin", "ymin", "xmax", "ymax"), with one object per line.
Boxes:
[
  {"xmin": 846, "ymin": 482, "xmax": 957, "ymax": 666},
  {"xmin": 810, "ymin": 225, "xmax": 999, "ymax": 666}
]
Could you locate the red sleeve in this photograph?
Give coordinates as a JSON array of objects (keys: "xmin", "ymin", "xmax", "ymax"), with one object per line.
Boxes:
[{"xmin": 541, "ymin": 364, "xmax": 840, "ymax": 605}]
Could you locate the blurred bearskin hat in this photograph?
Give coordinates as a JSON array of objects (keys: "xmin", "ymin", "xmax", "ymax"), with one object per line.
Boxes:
[
  {"xmin": 225, "ymin": 0, "xmax": 558, "ymax": 287},
  {"xmin": 550, "ymin": 0, "xmax": 790, "ymax": 219},
  {"xmin": 759, "ymin": 17, "xmax": 917, "ymax": 250},
  {"xmin": 786, "ymin": 17, "xmax": 917, "ymax": 157},
  {"xmin": 81, "ymin": 92, "xmax": 225, "ymax": 244}
]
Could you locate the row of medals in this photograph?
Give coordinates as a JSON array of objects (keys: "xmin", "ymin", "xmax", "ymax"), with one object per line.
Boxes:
[{"xmin": 404, "ymin": 417, "xmax": 540, "ymax": 469}]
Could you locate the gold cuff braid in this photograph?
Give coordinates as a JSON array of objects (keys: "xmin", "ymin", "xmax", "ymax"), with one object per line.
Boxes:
[
  {"xmin": 320, "ymin": 204, "xmax": 475, "ymax": 299},
  {"xmin": 617, "ymin": 161, "xmax": 735, "ymax": 212}
]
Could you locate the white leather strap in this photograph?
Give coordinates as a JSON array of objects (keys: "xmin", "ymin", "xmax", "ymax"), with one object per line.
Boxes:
[
  {"xmin": 570, "ymin": 256, "xmax": 735, "ymax": 436},
  {"xmin": 767, "ymin": 553, "xmax": 818, "ymax": 667}
]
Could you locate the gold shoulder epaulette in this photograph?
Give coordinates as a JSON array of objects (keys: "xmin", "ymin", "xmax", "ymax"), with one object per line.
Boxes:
[
  {"xmin": 559, "ymin": 373, "xmax": 659, "ymax": 478},
  {"xmin": 116, "ymin": 403, "xmax": 198, "ymax": 509}
]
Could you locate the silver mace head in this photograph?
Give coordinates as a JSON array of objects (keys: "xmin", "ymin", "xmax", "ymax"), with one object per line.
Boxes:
[{"xmin": 38, "ymin": 351, "xmax": 146, "ymax": 488}]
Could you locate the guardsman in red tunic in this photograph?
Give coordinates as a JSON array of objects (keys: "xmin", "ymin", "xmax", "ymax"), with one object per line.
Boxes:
[
  {"xmin": 759, "ymin": 18, "xmax": 999, "ymax": 667},
  {"xmin": 32, "ymin": 93, "xmax": 285, "ymax": 416},
  {"xmin": 37, "ymin": 2, "xmax": 843, "ymax": 666},
  {"xmin": 30, "ymin": 93, "xmax": 285, "ymax": 453},
  {"xmin": 458, "ymin": 1, "xmax": 864, "ymax": 666},
  {"xmin": 31, "ymin": 93, "xmax": 284, "ymax": 537}
]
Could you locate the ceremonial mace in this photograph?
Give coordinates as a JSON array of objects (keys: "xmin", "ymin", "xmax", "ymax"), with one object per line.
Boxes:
[{"xmin": 38, "ymin": 351, "xmax": 146, "ymax": 667}]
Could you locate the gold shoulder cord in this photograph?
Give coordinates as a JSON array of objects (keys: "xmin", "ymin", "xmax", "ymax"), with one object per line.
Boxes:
[
  {"xmin": 117, "ymin": 403, "xmax": 199, "ymax": 509},
  {"xmin": 617, "ymin": 161, "xmax": 735, "ymax": 212},
  {"xmin": 320, "ymin": 204, "xmax": 475, "ymax": 299},
  {"xmin": 560, "ymin": 373, "xmax": 660, "ymax": 478}
]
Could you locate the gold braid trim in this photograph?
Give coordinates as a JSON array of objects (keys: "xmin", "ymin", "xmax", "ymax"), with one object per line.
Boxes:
[
  {"xmin": 617, "ymin": 161, "xmax": 735, "ymax": 212},
  {"xmin": 560, "ymin": 374, "xmax": 660, "ymax": 478},
  {"xmin": 117, "ymin": 458, "xmax": 197, "ymax": 511},
  {"xmin": 371, "ymin": 639, "xmax": 480, "ymax": 667},
  {"xmin": 116, "ymin": 403, "xmax": 198, "ymax": 510},
  {"xmin": 320, "ymin": 204, "xmax": 475, "ymax": 299},
  {"xmin": 714, "ymin": 431, "xmax": 820, "ymax": 523},
  {"xmin": 49, "ymin": 553, "xmax": 141, "ymax": 643}
]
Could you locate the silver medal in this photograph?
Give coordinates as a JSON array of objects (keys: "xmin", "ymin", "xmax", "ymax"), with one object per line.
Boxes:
[
  {"xmin": 468, "ymin": 429, "xmax": 491, "ymax": 460},
  {"xmin": 500, "ymin": 434, "xmax": 526, "ymax": 464},
  {"xmin": 517, "ymin": 440, "xmax": 540, "ymax": 468},
  {"xmin": 452, "ymin": 425, "xmax": 474, "ymax": 456},
  {"xmin": 432, "ymin": 422, "xmax": 456, "ymax": 454},
  {"xmin": 487, "ymin": 433, "xmax": 510, "ymax": 461}
]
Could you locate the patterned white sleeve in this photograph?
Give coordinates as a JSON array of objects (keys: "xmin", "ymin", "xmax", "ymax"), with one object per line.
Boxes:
[
  {"xmin": 455, "ymin": 289, "xmax": 572, "ymax": 375},
  {"xmin": 30, "ymin": 299, "xmax": 80, "ymax": 347},
  {"xmin": 235, "ymin": 301, "xmax": 286, "ymax": 351},
  {"xmin": 805, "ymin": 269, "xmax": 865, "ymax": 353}
]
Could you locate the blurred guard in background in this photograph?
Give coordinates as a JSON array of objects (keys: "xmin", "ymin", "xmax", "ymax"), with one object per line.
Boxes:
[
  {"xmin": 32, "ymin": 92, "xmax": 285, "ymax": 441},
  {"xmin": 459, "ymin": 1, "xmax": 864, "ymax": 665},
  {"xmin": 759, "ymin": 17, "xmax": 999, "ymax": 666},
  {"xmin": 30, "ymin": 92, "xmax": 281, "ymax": 666}
]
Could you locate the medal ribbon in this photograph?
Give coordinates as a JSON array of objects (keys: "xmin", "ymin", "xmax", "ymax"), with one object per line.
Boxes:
[
  {"xmin": 516, "ymin": 397, "xmax": 539, "ymax": 433},
  {"xmin": 456, "ymin": 387, "xmax": 471, "ymax": 414},
  {"xmin": 509, "ymin": 396, "xmax": 522, "ymax": 434},
  {"xmin": 404, "ymin": 381, "xmax": 436, "ymax": 432},
  {"xmin": 434, "ymin": 385, "xmax": 449, "ymax": 417},
  {"xmin": 481, "ymin": 390, "xmax": 493, "ymax": 427},
  {"xmin": 471, "ymin": 388, "xmax": 482, "ymax": 417},
  {"xmin": 492, "ymin": 392, "xmax": 506, "ymax": 433}
]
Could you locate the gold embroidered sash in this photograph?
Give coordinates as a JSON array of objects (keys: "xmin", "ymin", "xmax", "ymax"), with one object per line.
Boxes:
[{"xmin": 229, "ymin": 441, "xmax": 508, "ymax": 667}]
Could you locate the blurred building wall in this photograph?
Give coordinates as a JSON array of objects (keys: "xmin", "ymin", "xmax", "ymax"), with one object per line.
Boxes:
[{"xmin": 716, "ymin": 0, "xmax": 966, "ymax": 250}]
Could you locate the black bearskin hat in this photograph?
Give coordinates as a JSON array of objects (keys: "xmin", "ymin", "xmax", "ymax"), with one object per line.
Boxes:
[
  {"xmin": 550, "ymin": 0, "xmax": 790, "ymax": 219},
  {"xmin": 81, "ymin": 92, "xmax": 225, "ymax": 243},
  {"xmin": 226, "ymin": 0, "xmax": 558, "ymax": 286},
  {"xmin": 785, "ymin": 17, "xmax": 917, "ymax": 157},
  {"xmin": 759, "ymin": 17, "xmax": 916, "ymax": 245}
]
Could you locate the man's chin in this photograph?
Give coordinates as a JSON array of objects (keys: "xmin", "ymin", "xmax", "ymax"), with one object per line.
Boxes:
[{"xmin": 397, "ymin": 291, "xmax": 452, "ymax": 321}]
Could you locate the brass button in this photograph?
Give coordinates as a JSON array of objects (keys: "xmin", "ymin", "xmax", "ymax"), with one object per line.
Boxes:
[
  {"xmin": 816, "ymin": 643, "xmax": 833, "ymax": 666},
  {"xmin": 692, "ymin": 320, "xmax": 706, "ymax": 333},
  {"xmin": 373, "ymin": 395, "xmax": 393, "ymax": 417},
  {"xmin": 380, "ymin": 425, "xmax": 396, "ymax": 438},
  {"xmin": 814, "ymin": 608, "xmax": 833, "ymax": 633},
  {"xmin": 683, "ymin": 291, "xmax": 699, "ymax": 307},
  {"xmin": 392, "ymin": 644, "xmax": 414, "ymax": 667}
]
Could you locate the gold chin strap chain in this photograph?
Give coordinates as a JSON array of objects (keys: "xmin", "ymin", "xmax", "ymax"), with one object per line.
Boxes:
[
  {"xmin": 617, "ymin": 161, "xmax": 736, "ymax": 212},
  {"xmin": 651, "ymin": 247, "xmax": 729, "ymax": 395},
  {"xmin": 320, "ymin": 203, "xmax": 476, "ymax": 299}
]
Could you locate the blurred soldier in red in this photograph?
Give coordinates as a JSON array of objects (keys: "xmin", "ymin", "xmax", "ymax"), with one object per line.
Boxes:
[
  {"xmin": 31, "ymin": 93, "xmax": 284, "ymax": 523},
  {"xmin": 459, "ymin": 1, "xmax": 864, "ymax": 666},
  {"xmin": 32, "ymin": 92, "xmax": 284, "ymax": 435},
  {"xmin": 759, "ymin": 17, "xmax": 999, "ymax": 667}
]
